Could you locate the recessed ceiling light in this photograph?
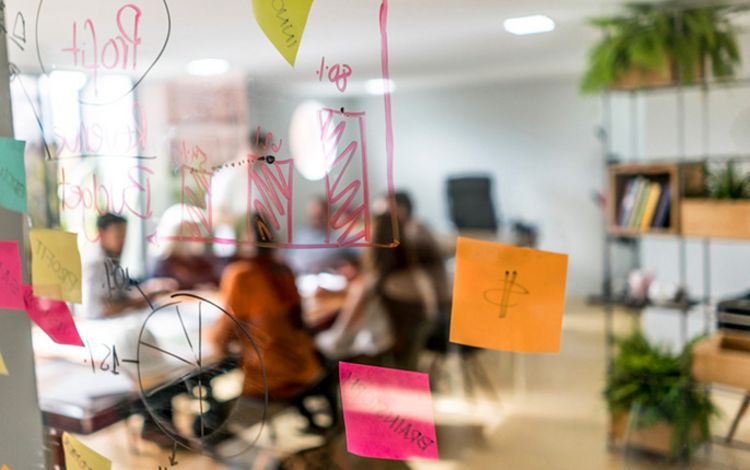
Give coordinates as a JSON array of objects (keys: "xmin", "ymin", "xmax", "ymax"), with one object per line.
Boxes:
[
  {"xmin": 365, "ymin": 78, "xmax": 396, "ymax": 95},
  {"xmin": 186, "ymin": 58, "xmax": 230, "ymax": 76},
  {"xmin": 504, "ymin": 15, "xmax": 555, "ymax": 36}
]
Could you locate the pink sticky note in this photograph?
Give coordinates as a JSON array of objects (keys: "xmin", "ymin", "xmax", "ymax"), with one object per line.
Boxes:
[
  {"xmin": 0, "ymin": 241, "xmax": 24, "ymax": 310},
  {"xmin": 339, "ymin": 362, "xmax": 438, "ymax": 461},
  {"xmin": 23, "ymin": 285, "xmax": 84, "ymax": 347}
]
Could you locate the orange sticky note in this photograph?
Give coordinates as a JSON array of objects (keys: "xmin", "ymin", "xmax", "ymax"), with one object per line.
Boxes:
[
  {"xmin": 2, "ymin": 464, "xmax": 11, "ymax": 470},
  {"xmin": 449, "ymin": 238, "xmax": 568, "ymax": 353}
]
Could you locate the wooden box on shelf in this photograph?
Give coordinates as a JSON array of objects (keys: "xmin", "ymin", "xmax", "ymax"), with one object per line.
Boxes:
[
  {"xmin": 693, "ymin": 332, "xmax": 750, "ymax": 390},
  {"xmin": 681, "ymin": 199, "xmax": 750, "ymax": 240},
  {"xmin": 608, "ymin": 162, "xmax": 704, "ymax": 237},
  {"xmin": 611, "ymin": 65, "xmax": 674, "ymax": 91},
  {"xmin": 609, "ymin": 412, "xmax": 673, "ymax": 455}
]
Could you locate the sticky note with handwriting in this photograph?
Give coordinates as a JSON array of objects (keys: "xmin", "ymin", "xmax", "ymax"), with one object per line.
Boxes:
[
  {"xmin": 30, "ymin": 229, "xmax": 82, "ymax": 303},
  {"xmin": 339, "ymin": 362, "xmax": 438, "ymax": 461},
  {"xmin": 0, "ymin": 240, "xmax": 24, "ymax": 311},
  {"xmin": 23, "ymin": 285, "xmax": 84, "ymax": 347},
  {"xmin": 449, "ymin": 237, "xmax": 568, "ymax": 353},
  {"xmin": 252, "ymin": 0, "xmax": 314, "ymax": 66},
  {"xmin": 0, "ymin": 138, "xmax": 27, "ymax": 214},
  {"xmin": 0, "ymin": 351, "xmax": 8, "ymax": 376},
  {"xmin": 63, "ymin": 432, "xmax": 111, "ymax": 470}
]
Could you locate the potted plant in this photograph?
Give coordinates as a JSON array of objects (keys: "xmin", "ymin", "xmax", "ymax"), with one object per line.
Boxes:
[
  {"xmin": 606, "ymin": 332, "xmax": 717, "ymax": 458},
  {"xmin": 582, "ymin": 2, "xmax": 743, "ymax": 92},
  {"xmin": 681, "ymin": 161, "xmax": 750, "ymax": 239}
]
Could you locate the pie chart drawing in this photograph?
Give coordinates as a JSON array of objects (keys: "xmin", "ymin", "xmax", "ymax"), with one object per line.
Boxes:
[{"xmin": 135, "ymin": 292, "xmax": 268, "ymax": 458}]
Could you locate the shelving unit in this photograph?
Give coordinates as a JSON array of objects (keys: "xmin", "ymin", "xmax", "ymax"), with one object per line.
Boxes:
[{"xmin": 600, "ymin": 76, "xmax": 750, "ymax": 455}]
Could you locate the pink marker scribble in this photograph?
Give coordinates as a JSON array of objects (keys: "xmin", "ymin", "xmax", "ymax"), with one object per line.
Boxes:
[
  {"xmin": 319, "ymin": 108, "xmax": 371, "ymax": 246},
  {"xmin": 247, "ymin": 158, "xmax": 294, "ymax": 244},
  {"xmin": 178, "ymin": 143, "xmax": 213, "ymax": 238},
  {"xmin": 59, "ymin": 161, "xmax": 154, "ymax": 243},
  {"xmin": 61, "ymin": 3, "xmax": 143, "ymax": 96},
  {"xmin": 141, "ymin": 0, "xmax": 397, "ymax": 250}
]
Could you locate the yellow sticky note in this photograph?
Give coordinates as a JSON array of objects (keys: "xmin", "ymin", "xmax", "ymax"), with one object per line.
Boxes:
[
  {"xmin": 0, "ymin": 352, "xmax": 7, "ymax": 376},
  {"xmin": 30, "ymin": 229, "xmax": 82, "ymax": 303},
  {"xmin": 449, "ymin": 238, "xmax": 569, "ymax": 353},
  {"xmin": 63, "ymin": 433, "xmax": 111, "ymax": 470},
  {"xmin": 252, "ymin": 0, "xmax": 314, "ymax": 66}
]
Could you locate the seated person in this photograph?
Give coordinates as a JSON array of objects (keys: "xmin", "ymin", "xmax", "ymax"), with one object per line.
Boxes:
[
  {"xmin": 319, "ymin": 209, "xmax": 447, "ymax": 370},
  {"xmin": 284, "ymin": 196, "xmax": 352, "ymax": 274},
  {"xmin": 211, "ymin": 215, "xmax": 335, "ymax": 432},
  {"xmin": 150, "ymin": 205, "xmax": 220, "ymax": 290},
  {"xmin": 79, "ymin": 213, "xmax": 174, "ymax": 318},
  {"xmin": 315, "ymin": 251, "xmax": 393, "ymax": 362}
]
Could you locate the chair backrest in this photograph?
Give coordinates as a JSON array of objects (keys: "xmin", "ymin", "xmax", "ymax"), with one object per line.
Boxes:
[{"xmin": 446, "ymin": 176, "xmax": 498, "ymax": 231}]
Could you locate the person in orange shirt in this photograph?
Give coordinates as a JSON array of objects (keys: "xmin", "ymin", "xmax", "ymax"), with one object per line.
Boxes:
[{"xmin": 212, "ymin": 215, "xmax": 334, "ymax": 432}]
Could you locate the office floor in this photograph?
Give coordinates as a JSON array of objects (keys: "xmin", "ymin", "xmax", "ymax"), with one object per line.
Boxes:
[{"xmin": 73, "ymin": 300, "xmax": 750, "ymax": 469}]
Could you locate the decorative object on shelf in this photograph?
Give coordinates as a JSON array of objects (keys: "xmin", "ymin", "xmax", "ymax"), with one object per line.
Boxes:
[
  {"xmin": 606, "ymin": 331, "xmax": 717, "ymax": 458},
  {"xmin": 582, "ymin": 2, "xmax": 744, "ymax": 92},
  {"xmin": 682, "ymin": 161, "xmax": 750, "ymax": 239},
  {"xmin": 627, "ymin": 269, "xmax": 653, "ymax": 302},
  {"xmin": 648, "ymin": 280, "xmax": 681, "ymax": 307}
]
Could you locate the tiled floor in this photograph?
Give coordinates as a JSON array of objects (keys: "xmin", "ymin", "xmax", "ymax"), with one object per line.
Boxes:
[{"xmin": 70, "ymin": 301, "xmax": 750, "ymax": 469}]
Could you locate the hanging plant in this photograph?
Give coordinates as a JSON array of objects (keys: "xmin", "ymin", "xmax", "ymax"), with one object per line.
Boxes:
[{"xmin": 582, "ymin": 2, "xmax": 744, "ymax": 93}]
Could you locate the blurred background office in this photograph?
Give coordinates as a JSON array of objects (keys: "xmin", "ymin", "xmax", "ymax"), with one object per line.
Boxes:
[{"xmin": 4, "ymin": 0, "xmax": 750, "ymax": 469}]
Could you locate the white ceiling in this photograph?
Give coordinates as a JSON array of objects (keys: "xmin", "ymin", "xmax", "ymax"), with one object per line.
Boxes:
[{"xmin": 2, "ymin": 0, "xmax": 672, "ymax": 91}]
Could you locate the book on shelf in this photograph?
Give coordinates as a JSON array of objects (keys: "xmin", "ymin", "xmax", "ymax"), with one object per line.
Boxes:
[
  {"xmin": 651, "ymin": 184, "xmax": 671, "ymax": 228},
  {"xmin": 616, "ymin": 177, "xmax": 671, "ymax": 231},
  {"xmin": 630, "ymin": 178, "xmax": 651, "ymax": 229},
  {"xmin": 618, "ymin": 179, "xmax": 637, "ymax": 226},
  {"xmin": 640, "ymin": 182, "xmax": 662, "ymax": 230}
]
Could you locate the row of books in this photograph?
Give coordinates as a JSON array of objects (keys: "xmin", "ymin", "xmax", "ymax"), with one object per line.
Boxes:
[{"xmin": 617, "ymin": 176, "xmax": 671, "ymax": 229}]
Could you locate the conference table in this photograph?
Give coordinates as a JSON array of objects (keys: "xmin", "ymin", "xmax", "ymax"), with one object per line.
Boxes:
[
  {"xmin": 34, "ymin": 291, "xmax": 228, "ymax": 466},
  {"xmin": 33, "ymin": 277, "xmax": 350, "ymax": 467}
]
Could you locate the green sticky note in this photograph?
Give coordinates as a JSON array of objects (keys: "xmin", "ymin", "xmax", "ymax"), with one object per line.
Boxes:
[{"xmin": 0, "ymin": 138, "xmax": 27, "ymax": 214}]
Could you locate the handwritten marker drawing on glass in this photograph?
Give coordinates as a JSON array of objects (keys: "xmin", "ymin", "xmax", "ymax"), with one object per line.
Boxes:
[{"xmin": 483, "ymin": 270, "xmax": 530, "ymax": 319}]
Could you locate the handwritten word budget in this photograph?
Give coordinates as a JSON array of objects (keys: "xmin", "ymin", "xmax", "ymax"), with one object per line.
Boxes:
[
  {"xmin": 0, "ymin": 241, "xmax": 24, "ymax": 311},
  {"xmin": 30, "ymin": 229, "xmax": 82, "ymax": 303},
  {"xmin": 450, "ymin": 237, "xmax": 569, "ymax": 353},
  {"xmin": 339, "ymin": 362, "xmax": 438, "ymax": 461},
  {"xmin": 0, "ymin": 138, "xmax": 27, "ymax": 214},
  {"xmin": 253, "ymin": 0, "xmax": 314, "ymax": 66},
  {"xmin": 63, "ymin": 432, "xmax": 111, "ymax": 470}
]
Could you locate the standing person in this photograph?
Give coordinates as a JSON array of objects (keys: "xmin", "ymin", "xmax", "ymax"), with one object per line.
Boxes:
[{"xmin": 212, "ymin": 214, "xmax": 336, "ymax": 432}]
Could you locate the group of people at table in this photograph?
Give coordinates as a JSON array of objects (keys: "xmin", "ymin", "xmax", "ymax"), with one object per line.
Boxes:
[{"xmin": 74, "ymin": 192, "xmax": 451, "ymax": 445}]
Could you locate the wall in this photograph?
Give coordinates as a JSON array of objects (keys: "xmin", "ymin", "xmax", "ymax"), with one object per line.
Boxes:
[{"xmin": 358, "ymin": 76, "xmax": 605, "ymax": 297}]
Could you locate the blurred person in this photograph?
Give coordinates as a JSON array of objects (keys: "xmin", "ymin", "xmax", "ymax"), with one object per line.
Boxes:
[
  {"xmin": 79, "ymin": 213, "xmax": 175, "ymax": 318},
  {"xmin": 314, "ymin": 250, "xmax": 393, "ymax": 363},
  {"xmin": 211, "ymin": 214, "xmax": 336, "ymax": 432},
  {"xmin": 285, "ymin": 196, "xmax": 345, "ymax": 274},
  {"xmin": 317, "ymin": 208, "xmax": 449, "ymax": 369},
  {"xmin": 150, "ymin": 204, "xmax": 220, "ymax": 290}
]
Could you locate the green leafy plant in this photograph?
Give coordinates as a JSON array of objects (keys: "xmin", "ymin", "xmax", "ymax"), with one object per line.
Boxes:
[
  {"xmin": 605, "ymin": 331, "xmax": 718, "ymax": 456},
  {"xmin": 705, "ymin": 161, "xmax": 750, "ymax": 199},
  {"xmin": 582, "ymin": 2, "xmax": 743, "ymax": 93}
]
